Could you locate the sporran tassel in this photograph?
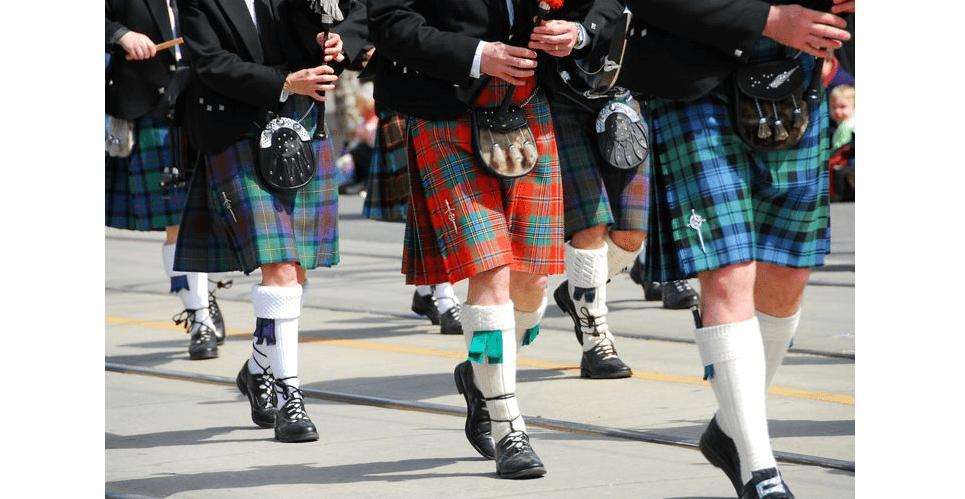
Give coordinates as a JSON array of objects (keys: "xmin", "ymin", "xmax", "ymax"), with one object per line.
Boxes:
[
  {"xmin": 508, "ymin": 143, "xmax": 524, "ymax": 170},
  {"xmin": 771, "ymin": 101, "xmax": 788, "ymax": 141},
  {"xmin": 755, "ymin": 100, "xmax": 771, "ymax": 139},
  {"xmin": 790, "ymin": 95, "xmax": 804, "ymax": 128},
  {"xmin": 522, "ymin": 140, "xmax": 539, "ymax": 166},
  {"xmin": 309, "ymin": 0, "xmax": 343, "ymax": 20},
  {"xmin": 491, "ymin": 143, "xmax": 507, "ymax": 171}
]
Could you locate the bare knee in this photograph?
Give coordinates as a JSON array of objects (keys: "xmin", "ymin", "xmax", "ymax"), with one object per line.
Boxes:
[
  {"xmin": 260, "ymin": 262, "xmax": 300, "ymax": 287},
  {"xmin": 509, "ymin": 272, "xmax": 548, "ymax": 311}
]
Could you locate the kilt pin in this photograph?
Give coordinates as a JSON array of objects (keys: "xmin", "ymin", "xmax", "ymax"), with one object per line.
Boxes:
[{"xmin": 402, "ymin": 78, "xmax": 565, "ymax": 287}]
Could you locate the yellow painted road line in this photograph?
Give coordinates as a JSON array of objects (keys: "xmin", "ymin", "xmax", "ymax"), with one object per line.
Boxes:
[{"xmin": 106, "ymin": 315, "xmax": 854, "ymax": 406}]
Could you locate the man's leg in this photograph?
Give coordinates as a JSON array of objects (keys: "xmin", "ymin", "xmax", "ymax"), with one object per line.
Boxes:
[
  {"xmin": 163, "ymin": 226, "xmax": 220, "ymax": 359},
  {"xmin": 462, "ymin": 266, "xmax": 546, "ymax": 478},
  {"xmin": 754, "ymin": 262, "xmax": 809, "ymax": 389}
]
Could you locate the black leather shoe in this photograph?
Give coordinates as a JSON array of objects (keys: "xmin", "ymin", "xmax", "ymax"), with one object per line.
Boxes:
[
  {"xmin": 439, "ymin": 304, "xmax": 463, "ymax": 334},
  {"xmin": 274, "ymin": 389, "xmax": 319, "ymax": 443},
  {"xmin": 236, "ymin": 363, "xmax": 277, "ymax": 429},
  {"xmin": 662, "ymin": 280, "xmax": 700, "ymax": 310},
  {"xmin": 741, "ymin": 468, "xmax": 794, "ymax": 499},
  {"xmin": 494, "ymin": 431, "xmax": 546, "ymax": 479},
  {"xmin": 700, "ymin": 416, "xmax": 742, "ymax": 495},
  {"xmin": 209, "ymin": 293, "xmax": 226, "ymax": 345},
  {"xmin": 453, "ymin": 360, "xmax": 495, "ymax": 459},
  {"xmin": 554, "ymin": 282, "xmax": 632, "ymax": 379},
  {"xmin": 580, "ymin": 341, "xmax": 632, "ymax": 379},
  {"xmin": 207, "ymin": 279, "xmax": 232, "ymax": 344},
  {"xmin": 411, "ymin": 290, "xmax": 441, "ymax": 325},
  {"xmin": 187, "ymin": 320, "xmax": 218, "ymax": 360}
]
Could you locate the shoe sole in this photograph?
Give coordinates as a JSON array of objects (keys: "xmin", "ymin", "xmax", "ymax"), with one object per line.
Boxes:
[
  {"xmin": 663, "ymin": 296, "xmax": 700, "ymax": 310},
  {"xmin": 580, "ymin": 367, "xmax": 632, "ymax": 379},
  {"xmin": 189, "ymin": 350, "xmax": 218, "ymax": 360},
  {"xmin": 454, "ymin": 364, "xmax": 496, "ymax": 460},
  {"xmin": 497, "ymin": 465, "xmax": 547, "ymax": 479},
  {"xmin": 274, "ymin": 430, "xmax": 319, "ymax": 443},
  {"xmin": 235, "ymin": 371, "xmax": 276, "ymax": 429}
]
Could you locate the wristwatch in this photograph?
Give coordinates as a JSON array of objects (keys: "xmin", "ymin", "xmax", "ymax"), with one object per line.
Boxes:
[{"xmin": 574, "ymin": 22, "xmax": 587, "ymax": 49}]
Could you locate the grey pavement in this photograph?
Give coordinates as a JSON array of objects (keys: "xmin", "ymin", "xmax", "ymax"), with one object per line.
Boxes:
[{"xmin": 105, "ymin": 197, "xmax": 855, "ymax": 498}]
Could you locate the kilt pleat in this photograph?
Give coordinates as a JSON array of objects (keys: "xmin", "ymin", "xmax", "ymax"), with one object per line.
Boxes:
[{"xmin": 362, "ymin": 109, "xmax": 409, "ymax": 222}]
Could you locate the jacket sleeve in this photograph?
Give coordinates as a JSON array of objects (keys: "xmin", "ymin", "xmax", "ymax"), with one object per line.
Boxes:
[
  {"xmin": 626, "ymin": 0, "xmax": 770, "ymax": 61},
  {"xmin": 335, "ymin": 0, "xmax": 373, "ymax": 71},
  {"xmin": 178, "ymin": 0, "xmax": 287, "ymax": 109},
  {"xmin": 367, "ymin": 0, "xmax": 481, "ymax": 86},
  {"xmin": 574, "ymin": 0, "xmax": 627, "ymax": 59},
  {"xmin": 105, "ymin": 0, "xmax": 129, "ymax": 49}
]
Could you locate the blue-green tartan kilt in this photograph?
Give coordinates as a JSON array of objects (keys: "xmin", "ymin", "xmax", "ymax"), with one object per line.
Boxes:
[
  {"xmin": 362, "ymin": 109, "xmax": 409, "ymax": 223},
  {"xmin": 105, "ymin": 116, "xmax": 187, "ymax": 231},
  {"xmin": 173, "ymin": 98, "xmax": 339, "ymax": 275},
  {"xmin": 550, "ymin": 95, "xmax": 650, "ymax": 239},
  {"xmin": 643, "ymin": 39, "xmax": 832, "ymax": 282}
]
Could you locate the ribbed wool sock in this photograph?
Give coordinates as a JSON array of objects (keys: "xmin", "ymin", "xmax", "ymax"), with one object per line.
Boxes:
[
  {"xmin": 604, "ymin": 234, "xmax": 641, "ymax": 279},
  {"xmin": 462, "ymin": 301, "xmax": 525, "ymax": 443},
  {"xmin": 564, "ymin": 242, "xmax": 611, "ymax": 352},
  {"xmin": 696, "ymin": 317, "xmax": 776, "ymax": 485},
  {"xmin": 250, "ymin": 284, "xmax": 303, "ymax": 408},
  {"xmin": 757, "ymin": 310, "xmax": 800, "ymax": 389},
  {"xmin": 514, "ymin": 295, "xmax": 547, "ymax": 348},
  {"xmin": 163, "ymin": 244, "xmax": 210, "ymax": 321}
]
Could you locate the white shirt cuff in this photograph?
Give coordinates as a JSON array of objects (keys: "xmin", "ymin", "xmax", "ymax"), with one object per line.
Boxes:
[
  {"xmin": 574, "ymin": 23, "xmax": 588, "ymax": 50},
  {"xmin": 470, "ymin": 41, "xmax": 486, "ymax": 79}
]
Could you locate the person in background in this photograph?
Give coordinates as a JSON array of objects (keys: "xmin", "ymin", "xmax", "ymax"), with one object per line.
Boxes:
[{"xmin": 106, "ymin": 0, "xmax": 229, "ymax": 360}]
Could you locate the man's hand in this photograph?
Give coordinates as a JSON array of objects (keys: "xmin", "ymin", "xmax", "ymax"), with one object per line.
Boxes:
[
  {"xmin": 316, "ymin": 32, "xmax": 345, "ymax": 63},
  {"xmin": 284, "ymin": 65, "xmax": 338, "ymax": 101},
  {"xmin": 480, "ymin": 42, "xmax": 538, "ymax": 85},
  {"xmin": 832, "ymin": 0, "xmax": 855, "ymax": 14},
  {"xmin": 360, "ymin": 46, "xmax": 376, "ymax": 69},
  {"xmin": 118, "ymin": 31, "xmax": 157, "ymax": 61},
  {"xmin": 763, "ymin": 4, "xmax": 851, "ymax": 58},
  {"xmin": 528, "ymin": 20, "xmax": 578, "ymax": 58}
]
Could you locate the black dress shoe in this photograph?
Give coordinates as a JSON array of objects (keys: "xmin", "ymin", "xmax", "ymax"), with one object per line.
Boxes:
[
  {"xmin": 236, "ymin": 363, "xmax": 277, "ymax": 429},
  {"xmin": 209, "ymin": 293, "xmax": 226, "ymax": 345},
  {"xmin": 700, "ymin": 416, "xmax": 742, "ymax": 495},
  {"xmin": 411, "ymin": 290, "xmax": 441, "ymax": 325},
  {"xmin": 554, "ymin": 282, "xmax": 632, "ymax": 379},
  {"xmin": 453, "ymin": 360, "xmax": 495, "ymax": 459},
  {"xmin": 741, "ymin": 468, "xmax": 794, "ymax": 499},
  {"xmin": 494, "ymin": 431, "xmax": 546, "ymax": 479},
  {"xmin": 439, "ymin": 304, "xmax": 463, "ymax": 334},
  {"xmin": 662, "ymin": 280, "xmax": 700, "ymax": 310},
  {"xmin": 274, "ymin": 391, "xmax": 319, "ymax": 443},
  {"xmin": 187, "ymin": 321, "xmax": 218, "ymax": 360},
  {"xmin": 580, "ymin": 342, "xmax": 632, "ymax": 379}
]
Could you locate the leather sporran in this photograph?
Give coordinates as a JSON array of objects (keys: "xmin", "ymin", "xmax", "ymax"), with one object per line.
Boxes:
[
  {"xmin": 470, "ymin": 104, "xmax": 539, "ymax": 179},
  {"xmin": 257, "ymin": 116, "xmax": 317, "ymax": 193},
  {"xmin": 106, "ymin": 116, "xmax": 135, "ymax": 158},
  {"xmin": 731, "ymin": 58, "xmax": 810, "ymax": 151},
  {"xmin": 595, "ymin": 91, "xmax": 649, "ymax": 171}
]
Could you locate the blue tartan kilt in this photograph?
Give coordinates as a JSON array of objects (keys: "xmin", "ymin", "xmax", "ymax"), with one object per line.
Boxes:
[
  {"xmin": 362, "ymin": 109, "xmax": 409, "ymax": 223},
  {"xmin": 644, "ymin": 39, "xmax": 832, "ymax": 282},
  {"xmin": 173, "ymin": 97, "xmax": 340, "ymax": 275},
  {"xmin": 550, "ymin": 95, "xmax": 650, "ymax": 239},
  {"xmin": 105, "ymin": 116, "xmax": 187, "ymax": 231}
]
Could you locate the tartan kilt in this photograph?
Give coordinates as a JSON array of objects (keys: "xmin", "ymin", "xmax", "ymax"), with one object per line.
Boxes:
[
  {"xmin": 549, "ymin": 96, "xmax": 650, "ymax": 239},
  {"xmin": 402, "ymin": 79, "xmax": 565, "ymax": 286},
  {"xmin": 362, "ymin": 109, "xmax": 409, "ymax": 223},
  {"xmin": 173, "ymin": 97, "xmax": 339, "ymax": 275},
  {"xmin": 105, "ymin": 116, "xmax": 187, "ymax": 231},
  {"xmin": 644, "ymin": 39, "xmax": 831, "ymax": 282}
]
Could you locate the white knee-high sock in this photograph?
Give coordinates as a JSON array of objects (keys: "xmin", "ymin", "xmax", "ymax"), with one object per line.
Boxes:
[
  {"xmin": 515, "ymin": 295, "xmax": 547, "ymax": 349},
  {"xmin": 696, "ymin": 317, "xmax": 775, "ymax": 484},
  {"xmin": 163, "ymin": 244, "xmax": 210, "ymax": 321},
  {"xmin": 462, "ymin": 301, "xmax": 524, "ymax": 443},
  {"xmin": 604, "ymin": 234, "xmax": 641, "ymax": 279},
  {"xmin": 251, "ymin": 284, "xmax": 302, "ymax": 407},
  {"xmin": 757, "ymin": 310, "xmax": 800, "ymax": 388},
  {"xmin": 564, "ymin": 243, "xmax": 610, "ymax": 352}
]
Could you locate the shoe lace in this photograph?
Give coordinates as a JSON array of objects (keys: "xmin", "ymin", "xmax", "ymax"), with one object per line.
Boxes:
[
  {"xmin": 502, "ymin": 431, "xmax": 528, "ymax": 452},
  {"xmin": 446, "ymin": 305, "xmax": 462, "ymax": 323},
  {"xmin": 576, "ymin": 306, "xmax": 609, "ymax": 336},
  {"xmin": 672, "ymin": 280, "xmax": 693, "ymax": 292},
  {"xmin": 276, "ymin": 380, "xmax": 308, "ymax": 420},
  {"xmin": 173, "ymin": 309, "xmax": 197, "ymax": 333},
  {"xmin": 590, "ymin": 336, "xmax": 619, "ymax": 361}
]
